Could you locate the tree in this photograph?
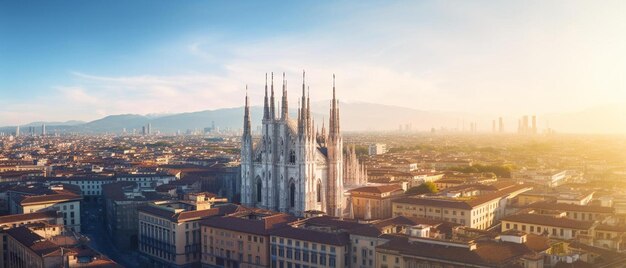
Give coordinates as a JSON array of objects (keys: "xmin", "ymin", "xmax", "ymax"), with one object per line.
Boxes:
[{"xmin": 405, "ymin": 181, "xmax": 438, "ymax": 195}]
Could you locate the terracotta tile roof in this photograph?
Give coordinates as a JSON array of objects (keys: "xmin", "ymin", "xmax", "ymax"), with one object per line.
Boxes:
[
  {"xmin": 5, "ymin": 226, "xmax": 61, "ymax": 256},
  {"xmin": 270, "ymin": 226, "xmax": 350, "ymax": 246},
  {"xmin": 20, "ymin": 193, "xmax": 82, "ymax": 205},
  {"xmin": 138, "ymin": 203, "xmax": 240, "ymax": 223},
  {"xmin": 501, "ymin": 214, "xmax": 595, "ymax": 230},
  {"xmin": 300, "ymin": 216, "xmax": 365, "ymax": 230},
  {"xmin": 0, "ymin": 210, "xmax": 60, "ymax": 225},
  {"xmin": 595, "ymin": 224, "xmax": 626, "ymax": 232},
  {"xmin": 525, "ymin": 201, "xmax": 614, "ymax": 214},
  {"xmin": 348, "ymin": 184, "xmax": 404, "ymax": 194},
  {"xmin": 378, "ymin": 233, "xmax": 548, "ymax": 266},
  {"xmin": 201, "ymin": 213, "xmax": 296, "ymax": 235},
  {"xmin": 395, "ymin": 184, "xmax": 532, "ymax": 210},
  {"xmin": 373, "ymin": 216, "xmax": 449, "ymax": 228}
]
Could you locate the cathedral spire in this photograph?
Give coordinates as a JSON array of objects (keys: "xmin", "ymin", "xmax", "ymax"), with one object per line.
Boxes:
[
  {"xmin": 307, "ymin": 86, "xmax": 311, "ymax": 135},
  {"xmin": 243, "ymin": 85, "xmax": 251, "ymax": 137},
  {"xmin": 270, "ymin": 72, "xmax": 275, "ymax": 119},
  {"xmin": 329, "ymin": 74, "xmax": 340, "ymax": 138},
  {"xmin": 263, "ymin": 73, "xmax": 269, "ymax": 120},
  {"xmin": 300, "ymin": 70, "xmax": 307, "ymax": 133},
  {"xmin": 297, "ymin": 99, "xmax": 301, "ymax": 132},
  {"xmin": 281, "ymin": 72, "xmax": 288, "ymax": 120}
]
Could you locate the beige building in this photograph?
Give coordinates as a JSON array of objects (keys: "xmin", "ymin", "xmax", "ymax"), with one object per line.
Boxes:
[
  {"xmin": 4, "ymin": 225, "xmax": 120, "ymax": 268},
  {"xmin": 9, "ymin": 185, "xmax": 82, "ymax": 232},
  {"xmin": 501, "ymin": 213, "xmax": 595, "ymax": 240},
  {"xmin": 0, "ymin": 211, "xmax": 63, "ymax": 268},
  {"xmin": 138, "ymin": 201, "xmax": 239, "ymax": 268},
  {"xmin": 376, "ymin": 225, "xmax": 550, "ymax": 268},
  {"xmin": 393, "ymin": 184, "xmax": 531, "ymax": 229},
  {"xmin": 525, "ymin": 201, "xmax": 614, "ymax": 221},
  {"xmin": 347, "ymin": 216, "xmax": 451, "ymax": 268},
  {"xmin": 270, "ymin": 225, "xmax": 350, "ymax": 268},
  {"xmin": 201, "ymin": 210, "xmax": 295, "ymax": 268},
  {"xmin": 348, "ymin": 184, "xmax": 404, "ymax": 221},
  {"xmin": 5, "ymin": 226, "xmax": 64, "ymax": 268}
]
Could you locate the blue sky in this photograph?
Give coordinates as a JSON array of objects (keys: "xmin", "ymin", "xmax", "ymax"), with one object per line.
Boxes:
[{"xmin": 1, "ymin": 1, "xmax": 625, "ymax": 125}]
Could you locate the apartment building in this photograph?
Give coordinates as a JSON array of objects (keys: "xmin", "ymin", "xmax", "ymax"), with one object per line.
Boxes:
[
  {"xmin": 200, "ymin": 210, "xmax": 295, "ymax": 268},
  {"xmin": 525, "ymin": 201, "xmax": 615, "ymax": 221},
  {"xmin": 347, "ymin": 216, "xmax": 454, "ymax": 268},
  {"xmin": 8, "ymin": 184, "xmax": 82, "ymax": 232},
  {"xmin": 0, "ymin": 211, "xmax": 63, "ymax": 268},
  {"xmin": 4, "ymin": 225, "xmax": 120, "ymax": 268},
  {"xmin": 348, "ymin": 184, "xmax": 404, "ymax": 221},
  {"xmin": 103, "ymin": 181, "xmax": 170, "ymax": 250},
  {"xmin": 138, "ymin": 201, "xmax": 240, "ymax": 268},
  {"xmin": 376, "ymin": 227, "xmax": 550, "ymax": 268},
  {"xmin": 501, "ymin": 213, "xmax": 595, "ymax": 240},
  {"xmin": 392, "ymin": 184, "xmax": 531, "ymax": 229}
]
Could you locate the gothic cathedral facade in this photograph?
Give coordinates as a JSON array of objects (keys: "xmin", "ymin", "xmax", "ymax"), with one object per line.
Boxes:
[{"xmin": 240, "ymin": 72, "xmax": 345, "ymax": 217}]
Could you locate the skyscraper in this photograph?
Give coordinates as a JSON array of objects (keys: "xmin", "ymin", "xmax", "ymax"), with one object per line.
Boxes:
[
  {"xmin": 15, "ymin": 126, "xmax": 19, "ymax": 137},
  {"xmin": 532, "ymin": 115, "xmax": 537, "ymax": 134},
  {"xmin": 41, "ymin": 124, "xmax": 46, "ymax": 136},
  {"xmin": 522, "ymin": 116, "xmax": 529, "ymax": 134},
  {"xmin": 498, "ymin": 117, "xmax": 504, "ymax": 133}
]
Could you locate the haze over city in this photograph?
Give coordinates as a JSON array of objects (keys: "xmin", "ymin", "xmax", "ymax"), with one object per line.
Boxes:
[
  {"xmin": 3, "ymin": 2, "xmax": 626, "ymax": 268},
  {"xmin": 2, "ymin": 1, "xmax": 626, "ymax": 133}
]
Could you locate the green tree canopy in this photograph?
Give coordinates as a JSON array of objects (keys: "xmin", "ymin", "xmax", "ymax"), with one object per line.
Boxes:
[{"xmin": 406, "ymin": 181, "xmax": 438, "ymax": 195}]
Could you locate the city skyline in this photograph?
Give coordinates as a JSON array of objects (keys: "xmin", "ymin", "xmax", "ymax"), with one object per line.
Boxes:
[{"xmin": 2, "ymin": 1, "xmax": 626, "ymax": 129}]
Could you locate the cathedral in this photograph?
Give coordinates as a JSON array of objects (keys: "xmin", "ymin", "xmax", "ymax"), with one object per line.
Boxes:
[{"xmin": 240, "ymin": 72, "xmax": 357, "ymax": 217}]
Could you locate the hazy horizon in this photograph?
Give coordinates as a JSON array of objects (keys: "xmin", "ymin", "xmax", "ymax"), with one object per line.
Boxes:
[{"xmin": 2, "ymin": 1, "xmax": 625, "ymax": 131}]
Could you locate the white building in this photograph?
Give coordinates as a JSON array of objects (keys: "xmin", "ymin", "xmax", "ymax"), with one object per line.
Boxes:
[
  {"xmin": 368, "ymin": 144, "xmax": 386, "ymax": 156},
  {"xmin": 241, "ymin": 72, "xmax": 345, "ymax": 217}
]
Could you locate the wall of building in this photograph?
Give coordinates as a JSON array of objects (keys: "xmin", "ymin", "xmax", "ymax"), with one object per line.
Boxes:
[{"xmin": 201, "ymin": 226, "xmax": 269, "ymax": 268}]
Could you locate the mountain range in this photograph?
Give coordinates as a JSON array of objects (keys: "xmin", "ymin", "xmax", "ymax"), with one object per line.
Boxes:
[{"xmin": 1, "ymin": 102, "xmax": 624, "ymax": 134}]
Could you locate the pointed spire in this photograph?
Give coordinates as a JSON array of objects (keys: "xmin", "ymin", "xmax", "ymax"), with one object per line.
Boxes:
[
  {"xmin": 300, "ymin": 70, "xmax": 307, "ymax": 130},
  {"xmin": 243, "ymin": 85, "xmax": 251, "ymax": 137},
  {"xmin": 270, "ymin": 73, "xmax": 275, "ymax": 119},
  {"xmin": 281, "ymin": 72, "xmax": 289, "ymax": 120},
  {"xmin": 333, "ymin": 73, "xmax": 336, "ymax": 101},
  {"xmin": 330, "ymin": 74, "xmax": 340, "ymax": 138},
  {"xmin": 297, "ymin": 99, "xmax": 301, "ymax": 133},
  {"xmin": 263, "ymin": 73, "xmax": 269, "ymax": 120},
  {"xmin": 306, "ymin": 86, "xmax": 311, "ymax": 132}
]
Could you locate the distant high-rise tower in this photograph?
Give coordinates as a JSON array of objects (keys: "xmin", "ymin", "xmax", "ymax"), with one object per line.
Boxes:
[
  {"xmin": 522, "ymin": 116, "xmax": 529, "ymax": 134},
  {"xmin": 41, "ymin": 124, "xmax": 46, "ymax": 136},
  {"xmin": 147, "ymin": 123, "xmax": 152, "ymax": 135},
  {"xmin": 498, "ymin": 117, "xmax": 504, "ymax": 133},
  {"xmin": 142, "ymin": 126, "xmax": 147, "ymax": 136},
  {"xmin": 15, "ymin": 126, "xmax": 19, "ymax": 137},
  {"xmin": 532, "ymin": 115, "xmax": 537, "ymax": 134}
]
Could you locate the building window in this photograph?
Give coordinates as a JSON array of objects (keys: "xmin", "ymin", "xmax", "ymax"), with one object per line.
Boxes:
[
  {"xmin": 257, "ymin": 179, "xmax": 263, "ymax": 203},
  {"xmin": 289, "ymin": 151, "xmax": 296, "ymax": 164},
  {"xmin": 290, "ymin": 181, "xmax": 296, "ymax": 208},
  {"xmin": 316, "ymin": 180, "xmax": 322, "ymax": 202}
]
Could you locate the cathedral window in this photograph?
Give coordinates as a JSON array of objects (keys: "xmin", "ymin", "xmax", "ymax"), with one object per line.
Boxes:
[
  {"xmin": 289, "ymin": 181, "xmax": 296, "ymax": 208},
  {"xmin": 316, "ymin": 180, "xmax": 322, "ymax": 202},
  {"xmin": 256, "ymin": 179, "xmax": 262, "ymax": 203},
  {"xmin": 289, "ymin": 150, "xmax": 296, "ymax": 164}
]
